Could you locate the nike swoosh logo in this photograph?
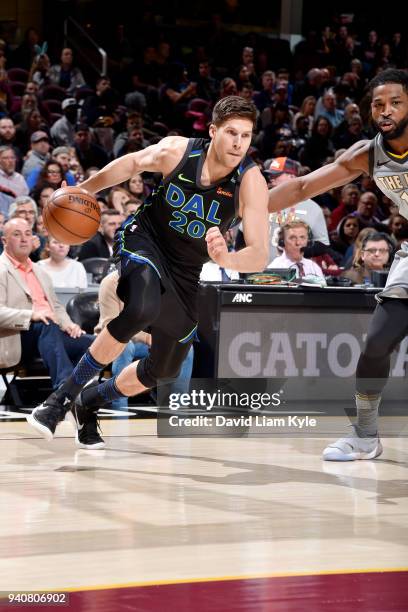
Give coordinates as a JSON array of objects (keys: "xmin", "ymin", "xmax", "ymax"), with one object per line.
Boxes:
[
  {"xmin": 376, "ymin": 161, "xmax": 388, "ymax": 167},
  {"xmin": 178, "ymin": 173, "xmax": 194, "ymax": 183}
]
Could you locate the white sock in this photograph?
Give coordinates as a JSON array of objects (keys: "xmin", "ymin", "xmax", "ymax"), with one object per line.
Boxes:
[{"xmin": 355, "ymin": 393, "xmax": 381, "ymax": 437}]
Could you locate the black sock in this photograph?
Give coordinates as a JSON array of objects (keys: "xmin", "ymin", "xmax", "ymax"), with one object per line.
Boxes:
[
  {"xmin": 81, "ymin": 376, "xmax": 127, "ymax": 409},
  {"xmin": 55, "ymin": 350, "xmax": 106, "ymax": 408}
]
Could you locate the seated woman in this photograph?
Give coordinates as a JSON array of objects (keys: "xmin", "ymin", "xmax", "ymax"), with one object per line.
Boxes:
[{"xmin": 38, "ymin": 237, "xmax": 88, "ymax": 289}]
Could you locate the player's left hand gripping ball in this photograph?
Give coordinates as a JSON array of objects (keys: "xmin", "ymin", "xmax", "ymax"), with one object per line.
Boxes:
[{"xmin": 205, "ymin": 227, "xmax": 229, "ymax": 266}]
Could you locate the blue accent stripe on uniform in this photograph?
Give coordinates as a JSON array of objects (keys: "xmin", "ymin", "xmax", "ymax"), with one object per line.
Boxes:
[
  {"xmin": 120, "ymin": 249, "xmax": 162, "ymax": 278},
  {"xmin": 189, "ymin": 150, "xmax": 201, "ymax": 157},
  {"xmin": 178, "ymin": 324, "xmax": 198, "ymax": 344}
]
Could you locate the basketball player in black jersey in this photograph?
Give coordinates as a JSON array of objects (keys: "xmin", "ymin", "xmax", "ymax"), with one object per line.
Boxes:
[
  {"xmin": 27, "ymin": 96, "xmax": 269, "ymax": 447},
  {"xmin": 265, "ymin": 69, "xmax": 408, "ymax": 461}
]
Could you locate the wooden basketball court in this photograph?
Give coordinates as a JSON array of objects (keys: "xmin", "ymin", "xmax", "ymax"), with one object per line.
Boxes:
[{"xmin": 0, "ymin": 411, "xmax": 407, "ymax": 610}]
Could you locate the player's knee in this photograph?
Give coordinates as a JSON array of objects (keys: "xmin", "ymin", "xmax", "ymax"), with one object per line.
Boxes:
[
  {"xmin": 136, "ymin": 357, "xmax": 183, "ymax": 389},
  {"xmin": 107, "ymin": 303, "xmax": 158, "ymax": 344},
  {"xmin": 363, "ymin": 334, "xmax": 393, "ymax": 359}
]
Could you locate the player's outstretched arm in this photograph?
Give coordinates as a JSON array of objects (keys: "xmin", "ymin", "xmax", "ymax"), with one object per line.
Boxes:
[
  {"xmin": 268, "ymin": 140, "xmax": 371, "ymax": 213},
  {"xmin": 79, "ymin": 136, "xmax": 189, "ymax": 195},
  {"xmin": 206, "ymin": 167, "xmax": 269, "ymax": 273}
]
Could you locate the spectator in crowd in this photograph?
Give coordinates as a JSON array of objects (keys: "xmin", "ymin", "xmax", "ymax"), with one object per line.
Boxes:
[
  {"xmin": 238, "ymin": 81, "xmax": 255, "ymax": 104},
  {"xmin": 37, "ymin": 237, "xmax": 88, "ymax": 289},
  {"xmin": 77, "ymin": 209, "xmax": 122, "ymax": 260},
  {"xmin": 29, "ymin": 160, "xmax": 65, "ymax": 195},
  {"xmin": 82, "ymin": 76, "xmax": 118, "ymax": 127},
  {"xmin": 343, "ymin": 232, "xmax": 393, "ymax": 285},
  {"xmin": 34, "ymin": 212, "xmax": 48, "ymax": 239},
  {"xmin": 0, "ymin": 211, "xmax": 4, "ymax": 253},
  {"xmin": 361, "ymin": 30, "xmax": 381, "ymax": 77},
  {"xmin": 125, "ymin": 173, "xmax": 149, "ymax": 202},
  {"xmin": 329, "ymin": 183, "xmax": 361, "ymax": 230},
  {"xmin": 195, "ymin": 61, "xmax": 218, "ymax": 103},
  {"xmin": 32, "ymin": 184, "xmax": 53, "ymax": 211},
  {"xmin": 292, "ymin": 68, "xmax": 323, "ymax": 107},
  {"xmin": 0, "ymin": 217, "xmax": 93, "ymax": 386},
  {"xmin": 332, "ymin": 102, "xmax": 361, "ymax": 145},
  {"xmin": 334, "ymin": 114, "xmax": 367, "ymax": 149},
  {"xmin": 49, "ymin": 47, "xmax": 85, "ymax": 94},
  {"xmin": 160, "ymin": 62, "xmax": 197, "ymax": 130},
  {"xmin": 253, "ymin": 70, "xmax": 276, "ymax": 112},
  {"xmin": 9, "ymin": 27, "xmax": 40, "ymax": 70},
  {"xmin": 0, "ymin": 145, "xmax": 29, "ymax": 202},
  {"xmin": 315, "ymin": 89, "xmax": 344, "ymax": 128},
  {"xmin": 50, "ymin": 98, "xmax": 78, "ymax": 146},
  {"xmin": 331, "ymin": 214, "xmax": 363, "ymax": 261},
  {"xmin": 0, "ymin": 117, "xmax": 23, "ymax": 169},
  {"xmin": 388, "ymin": 213, "xmax": 408, "ymax": 244},
  {"xmin": 352, "ymin": 191, "xmax": 382, "ymax": 228},
  {"xmin": 115, "ymin": 126, "xmax": 147, "ymax": 156},
  {"xmin": 95, "ymin": 270, "xmax": 194, "ymax": 409},
  {"xmin": 8, "ymin": 195, "xmax": 45, "ymax": 261},
  {"xmin": 219, "ymin": 77, "xmax": 238, "ymax": 98},
  {"xmin": 26, "ymin": 146, "xmax": 75, "ymax": 190},
  {"xmin": 261, "ymin": 157, "xmax": 329, "ymax": 261},
  {"xmin": 21, "ymin": 130, "xmax": 51, "ymax": 178},
  {"xmin": 123, "ymin": 199, "xmax": 142, "ymax": 218},
  {"xmin": 112, "ymin": 112, "xmax": 150, "ymax": 158},
  {"xmin": 14, "ymin": 107, "xmax": 48, "ymax": 155},
  {"xmin": 300, "ymin": 115, "xmax": 335, "ymax": 170},
  {"xmin": 106, "ymin": 186, "xmax": 130, "ymax": 215},
  {"xmin": 292, "ymin": 96, "xmax": 316, "ymax": 136},
  {"xmin": 73, "ymin": 123, "xmax": 109, "ymax": 171},
  {"xmin": 268, "ymin": 220, "xmax": 324, "ymax": 278},
  {"xmin": 29, "ymin": 52, "xmax": 52, "ymax": 88}
]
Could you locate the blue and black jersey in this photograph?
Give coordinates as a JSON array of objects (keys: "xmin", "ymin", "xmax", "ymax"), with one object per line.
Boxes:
[{"xmin": 121, "ymin": 138, "xmax": 255, "ymax": 276}]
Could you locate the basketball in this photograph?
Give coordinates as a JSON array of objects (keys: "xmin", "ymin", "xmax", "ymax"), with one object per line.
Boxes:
[{"xmin": 43, "ymin": 186, "xmax": 100, "ymax": 245}]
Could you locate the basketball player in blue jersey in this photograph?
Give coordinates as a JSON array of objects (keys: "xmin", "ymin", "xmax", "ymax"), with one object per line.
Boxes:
[
  {"xmin": 265, "ymin": 68, "xmax": 408, "ymax": 461},
  {"xmin": 27, "ymin": 96, "xmax": 269, "ymax": 448}
]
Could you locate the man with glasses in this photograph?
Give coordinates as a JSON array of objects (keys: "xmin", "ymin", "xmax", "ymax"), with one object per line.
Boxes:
[{"xmin": 343, "ymin": 232, "xmax": 393, "ymax": 284}]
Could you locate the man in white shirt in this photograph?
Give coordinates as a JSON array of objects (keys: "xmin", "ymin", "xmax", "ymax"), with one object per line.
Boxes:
[{"xmin": 268, "ymin": 220, "xmax": 324, "ymax": 278}]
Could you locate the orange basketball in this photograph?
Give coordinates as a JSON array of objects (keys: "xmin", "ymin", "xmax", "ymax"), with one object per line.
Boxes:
[{"xmin": 43, "ymin": 186, "xmax": 100, "ymax": 245}]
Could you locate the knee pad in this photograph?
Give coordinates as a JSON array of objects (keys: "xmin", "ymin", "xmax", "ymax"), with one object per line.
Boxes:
[
  {"xmin": 107, "ymin": 305, "xmax": 155, "ymax": 343},
  {"xmin": 136, "ymin": 356, "xmax": 183, "ymax": 389}
]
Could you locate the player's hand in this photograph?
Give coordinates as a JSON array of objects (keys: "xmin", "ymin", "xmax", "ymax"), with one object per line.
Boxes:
[
  {"xmin": 61, "ymin": 180, "xmax": 67, "ymax": 188},
  {"xmin": 64, "ymin": 323, "xmax": 85, "ymax": 338},
  {"xmin": 205, "ymin": 227, "xmax": 229, "ymax": 266},
  {"xmin": 31, "ymin": 309, "xmax": 57, "ymax": 325}
]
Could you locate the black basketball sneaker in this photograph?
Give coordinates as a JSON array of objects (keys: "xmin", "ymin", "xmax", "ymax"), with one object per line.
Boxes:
[
  {"xmin": 68, "ymin": 392, "xmax": 105, "ymax": 450},
  {"xmin": 26, "ymin": 393, "xmax": 72, "ymax": 441}
]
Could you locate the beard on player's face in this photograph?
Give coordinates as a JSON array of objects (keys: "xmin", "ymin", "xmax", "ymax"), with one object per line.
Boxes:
[{"xmin": 374, "ymin": 112, "xmax": 408, "ymax": 140}]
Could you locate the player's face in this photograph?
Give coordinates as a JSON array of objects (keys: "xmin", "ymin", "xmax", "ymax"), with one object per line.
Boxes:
[
  {"xmin": 371, "ymin": 83, "xmax": 408, "ymax": 141},
  {"xmin": 210, "ymin": 118, "xmax": 253, "ymax": 168}
]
